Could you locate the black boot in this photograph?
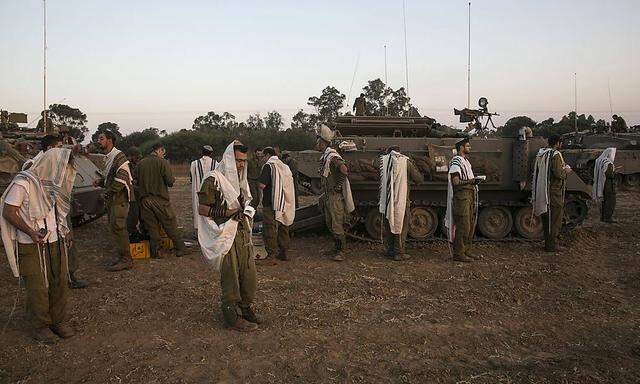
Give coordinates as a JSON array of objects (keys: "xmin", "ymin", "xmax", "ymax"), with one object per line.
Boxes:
[
  {"xmin": 332, "ymin": 236, "xmax": 345, "ymax": 262},
  {"xmin": 68, "ymin": 272, "xmax": 89, "ymax": 289}
]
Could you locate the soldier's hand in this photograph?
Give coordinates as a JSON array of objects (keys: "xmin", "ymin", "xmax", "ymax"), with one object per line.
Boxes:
[
  {"xmin": 225, "ymin": 208, "xmax": 240, "ymax": 218},
  {"xmin": 30, "ymin": 229, "xmax": 46, "ymax": 245}
]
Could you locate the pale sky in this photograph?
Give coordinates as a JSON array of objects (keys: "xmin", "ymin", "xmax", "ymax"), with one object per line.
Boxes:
[{"xmin": 1, "ymin": 0, "xmax": 638, "ymax": 135}]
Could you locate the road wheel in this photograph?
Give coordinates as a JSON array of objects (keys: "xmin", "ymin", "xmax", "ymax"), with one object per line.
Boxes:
[
  {"xmin": 513, "ymin": 206, "xmax": 543, "ymax": 240},
  {"xmin": 623, "ymin": 174, "xmax": 640, "ymax": 188},
  {"xmin": 408, "ymin": 207, "xmax": 439, "ymax": 239},
  {"xmin": 477, "ymin": 206, "xmax": 513, "ymax": 239},
  {"xmin": 364, "ymin": 209, "xmax": 383, "ymax": 240},
  {"xmin": 564, "ymin": 197, "xmax": 589, "ymax": 228}
]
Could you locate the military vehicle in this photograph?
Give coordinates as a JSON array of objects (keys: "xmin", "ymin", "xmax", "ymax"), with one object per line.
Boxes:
[
  {"xmin": 290, "ymin": 115, "xmax": 592, "ymax": 242},
  {"xmin": 0, "ymin": 110, "xmax": 105, "ymax": 226},
  {"xmin": 561, "ymin": 132, "xmax": 640, "ymax": 188}
]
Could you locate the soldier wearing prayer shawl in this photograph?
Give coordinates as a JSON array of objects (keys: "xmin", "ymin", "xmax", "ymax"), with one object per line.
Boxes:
[
  {"xmin": 190, "ymin": 145, "xmax": 218, "ymax": 233},
  {"xmin": 378, "ymin": 146, "xmax": 423, "ymax": 261},
  {"xmin": 316, "ymin": 124, "xmax": 355, "ymax": 262},
  {"xmin": 1, "ymin": 148, "xmax": 77, "ymax": 343},
  {"xmin": 95, "ymin": 130, "xmax": 134, "ymax": 271},
  {"xmin": 256, "ymin": 147, "xmax": 296, "ymax": 265},
  {"xmin": 197, "ymin": 141, "xmax": 259, "ymax": 332},
  {"xmin": 592, "ymin": 147, "xmax": 617, "ymax": 223},
  {"xmin": 445, "ymin": 138, "xmax": 482, "ymax": 263},
  {"xmin": 532, "ymin": 134, "xmax": 572, "ymax": 252}
]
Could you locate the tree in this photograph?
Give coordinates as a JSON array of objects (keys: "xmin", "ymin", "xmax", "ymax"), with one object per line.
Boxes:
[
  {"xmin": 386, "ymin": 87, "xmax": 411, "ymax": 117},
  {"xmin": 290, "ymin": 109, "xmax": 319, "ymax": 132},
  {"xmin": 47, "ymin": 104, "xmax": 88, "ymax": 141},
  {"xmin": 192, "ymin": 111, "xmax": 238, "ymax": 132},
  {"xmin": 498, "ymin": 116, "xmax": 537, "ymax": 137},
  {"xmin": 307, "ymin": 86, "xmax": 346, "ymax": 123},
  {"xmin": 118, "ymin": 127, "xmax": 161, "ymax": 151},
  {"xmin": 264, "ymin": 111, "xmax": 284, "ymax": 131},
  {"xmin": 91, "ymin": 122, "xmax": 123, "ymax": 144},
  {"xmin": 362, "ymin": 78, "xmax": 390, "ymax": 116},
  {"xmin": 245, "ymin": 113, "xmax": 265, "ymax": 131}
]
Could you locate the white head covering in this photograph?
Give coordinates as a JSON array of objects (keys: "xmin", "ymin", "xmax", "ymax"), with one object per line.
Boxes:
[
  {"xmin": 317, "ymin": 124, "xmax": 335, "ymax": 143},
  {"xmin": 0, "ymin": 148, "xmax": 76, "ymax": 278},
  {"xmin": 379, "ymin": 150, "xmax": 409, "ymax": 235},
  {"xmin": 592, "ymin": 147, "xmax": 616, "ymax": 201},
  {"xmin": 216, "ymin": 140, "xmax": 252, "ymax": 205}
]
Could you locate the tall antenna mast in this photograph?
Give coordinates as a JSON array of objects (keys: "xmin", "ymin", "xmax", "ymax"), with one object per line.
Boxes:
[
  {"xmin": 574, "ymin": 72, "xmax": 578, "ymax": 134},
  {"xmin": 607, "ymin": 78, "xmax": 613, "ymax": 116},
  {"xmin": 467, "ymin": 1, "xmax": 471, "ymax": 109},
  {"xmin": 384, "ymin": 44, "xmax": 388, "ymax": 85},
  {"xmin": 43, "ymin": 0, "xmax": 48, "ymax": 130},
  {"xmin": 402, "ymin": 0, "xmax": 410, "ymax": 98}
]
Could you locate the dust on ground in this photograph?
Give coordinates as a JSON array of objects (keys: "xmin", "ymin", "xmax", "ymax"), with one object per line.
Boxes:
[{"xmin": 1, "ymin": 170, "xmax": 639, "ymax": 383}]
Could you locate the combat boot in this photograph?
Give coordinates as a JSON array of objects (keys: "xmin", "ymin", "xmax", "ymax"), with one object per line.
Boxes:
[
  {"xmin": 50, "ymin": 323, "xmax": 75, "ymax": 339},
  {"xmin": 276, "ymin": 249, "xmax": 288, "ymax": 261},
  {"xmin": 332, "ymin": 237, "xmax": 345, "ymax": 262},
  {"xmin": 228, "ymin": 318, "xmax": 259, "ymax": 332},
  {"xmin": 33, "ymin": 327, "xmax": 58, "ymax": 344},
  {"xmin": 68, "ymin": 272, "xmax": 89, "ymax": 289},
  {"xmin": 453, "ymin": 254, "xmax": 473, "ymax": 263},
  {"xmin": 107, "ymin": 257, "xmax": 133, "ymax": 272},
  {"xmin": 256, "ymin": 255, "xmax": 277, "ymax": 266},
  {"xmin": 241, "ymin": 306, "xmax": 262, "ymax": 324}
]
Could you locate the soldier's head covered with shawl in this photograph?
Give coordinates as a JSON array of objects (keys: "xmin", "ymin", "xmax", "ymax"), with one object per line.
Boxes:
[{"xmin": 592, "ymin": 147, "xmax": 616, "ymax": 201}]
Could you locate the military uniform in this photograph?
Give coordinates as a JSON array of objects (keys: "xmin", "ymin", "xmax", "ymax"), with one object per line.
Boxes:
[
  {"xmin": 383, "ymin": 160, "xmax": 424, "ymax": 258},
  {"xmin": 258, "ymin": 163, "xmax": 290, "ymax": 260},
  {"xmin": 541, "ymin": 153, "xmax": 567, "ymax": 251},
  {"xmin": 198, "ymin": 177, "xmax": 256, "ymax": 326},
  {"xmin": 452, "ymin": 181, "xmax": 476, "ymax": 259},
  {"xmin": 101, "ymin": 151, "xmax": 132, "ymax": 264},
  {"xmin": 135, "ymin": 154, "xmax": 185, "ymax": 257},
  {"xmin": 353, "ymin": 96, "xmax": 366, "ymax": 116},
  {"xmin": 246, "ymin": 153, "xmax": 263, "ymax": 208},
  {"xmin": 321, "ymin": 156, "xmax": 348, "ymax": 255},
  {"xmin": 602, "ymin": 163, "xmax": 616, "ymax": 222}
]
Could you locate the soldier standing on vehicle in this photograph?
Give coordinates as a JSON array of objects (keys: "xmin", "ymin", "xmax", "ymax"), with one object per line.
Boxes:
[
  {"xmin": 532, "ymin": 134, "xmax": 572, "ymax": 252},
  {"xmin": 353, "ymin": 93, "xmax": 367, "ymax": 116},
  {"xmin": 445, "ymin": 138, "xmax": 482, "ymax": 262},
  {"xmin": 592, "ymin": 147, "xmax": 618, "ymax": 223},
  {"xmin": 135, "ymin": 143, "xmax": 186, "ymax": 259},
  {"xmin": 95, "ymin": 130, "xmax": 134, "ymax": 271},
  {"xmin": 611, "ymin": 115, "xmax": 628, "ymax": 133},
  {"xmin": 316, "ymin": 124, "xmax": 355, "ymax": 261},
  {"xmin": 378, "ymin": 146, "xmax": 424, "ymax": 261}
]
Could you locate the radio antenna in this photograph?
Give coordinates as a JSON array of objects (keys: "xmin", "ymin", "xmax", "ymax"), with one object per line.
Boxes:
[
  {"xmin": 467, "ymin": 1, "xmax": 471, "ymax": 109},
  {"xmin": 43, "ymin": 0, "xmax": 48, "ymax": 131}
]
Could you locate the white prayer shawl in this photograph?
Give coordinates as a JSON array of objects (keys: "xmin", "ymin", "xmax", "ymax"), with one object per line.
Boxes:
[
  {"xmin": 190, "ymin": 156, "xmax": 217, "ymax": 229},
  {"xmin": 379, "ymin": 151, "xmax": 409, "ymax": 235},
  {"xmin": 320, "ymin": 147, "xmax": 355, "ymax": 213},
  {"xmin": 592, "ymin": 148, "xmax": 616, "ymax": 201},
  {"xmin": 444, "ymin": 155, "xmax": 477, "ymax": 242},
  {"xmin": 21, "ymin": 151, "xmax": 43, "ymax": 171},
  {"xmin": 104, "ymin": 147, "xmax": 134, "ymax": 201},
  {"xmin": 0, "ymin": 148, "xmax": 76, "ymax": 281},
  {"xmin": 197, "ymin": 142, "xmax": 253, "ymax": 270},
  {"xmin": 532, "ymin": 148, "xmax": 563, "ymax": 217},
  {"xmin": 265, "ymin": 156, "xmax": 296, "ymax": 226}
]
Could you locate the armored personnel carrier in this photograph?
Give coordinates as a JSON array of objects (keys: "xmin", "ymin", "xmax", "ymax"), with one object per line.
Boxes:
[
  {"xmin": 0, "ymin": 111, "xmax": 105, "ymax": 226},
  {"xmin": 291, "ymin": 116, "xmax": 592, "ymax": 242},
  {"xmin": 561, "ymin": 132, "xmax": 640, "ymax": 188}
]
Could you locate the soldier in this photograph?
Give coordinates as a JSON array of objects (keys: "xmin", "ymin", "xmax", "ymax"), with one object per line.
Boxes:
[
  {"xmin": 247, "ymin": 147, "xmax": 264, "ymax": 208},
  {"xmin": 36, "ymin": 110, "xmax": 56, "ymax": 133},
  {"xmin": 280, "ymin": 151, "xmax": 300, "ymax": 207},
  {"xmin": 316, "ymin": 124, "xmax": 355, "ymax": 261},
  {"xmin": 256, "ymin": 147, "xmax": 296, "ymax": 265},
  {"xmin": 378, "ymin": 146, "xmax": 424, "ymax": 261},
  {"xmin": 135, "ymin": 143, "xmax": 186, "ymax": 259},
  {"xmin": 190, "ymin": 145, "xmax": 217, "ymax": 235},
  {"xmin": 611, "ymin": 115, "xmax": 628, "ymax": 133},
  {"xmin": 95, "ymin": 130, "xmax": 134, "ymax": 271},
  {"xmin": 1, "ymin": 148, "xmax": 77, "ymax": 343},
  {"xmin": 196, "ymin": 141, "xmax": 259, "ymax": 332},
  {"xmin": 353, "ymin": 93, "xmax": 367, "ymax": 116},
  {"xmin": 592, "ymin": 147, "xmax": 618, "ymax": 223},
  {"xmin": 445, "ymin": 138, "xmax": 482, "ymax": 262},
  {"xmin": 532, "ymin": 134, "xmax": 572, "ymax": 252},
  {"xmin": 126, "ymin": 146, "xmax": 144, "ymax": 242}
]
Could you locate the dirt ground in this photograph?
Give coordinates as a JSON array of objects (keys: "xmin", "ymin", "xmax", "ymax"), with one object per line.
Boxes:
[{"xmin": 1, "ymin": 171, "xmax": 639, "ymax": 384}]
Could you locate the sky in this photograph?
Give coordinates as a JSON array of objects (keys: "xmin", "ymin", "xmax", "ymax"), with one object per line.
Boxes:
[{"xmin": 1, "ymin": 0, "xmax": 638, "ymax": 136}]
